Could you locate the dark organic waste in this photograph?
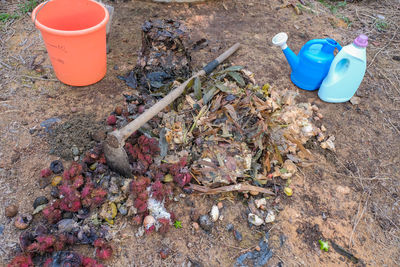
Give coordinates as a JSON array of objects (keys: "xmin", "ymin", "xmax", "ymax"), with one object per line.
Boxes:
[
  {"xmin": 118, "ymin": 19, "xmax": 192, "ymax": 95},
  {"xmin": 50, "ymin": 160, "xmax": 64, "ymax": 174},
  {"xmin": 235, "ymin": 233, "xmax": 273, "ymax": 267}
]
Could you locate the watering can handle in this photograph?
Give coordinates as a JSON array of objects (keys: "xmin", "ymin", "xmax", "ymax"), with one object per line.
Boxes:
[
  {"xmin": 302, "ymin": 39, "xmax": 342, "ymax": 53},
  {"xmin": 301, "ymin": 39, "xmax": 328, "ymax": 52}
]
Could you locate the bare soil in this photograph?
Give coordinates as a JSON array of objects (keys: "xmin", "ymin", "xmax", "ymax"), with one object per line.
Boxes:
[{"xmin": 0, "ymin": 0, "xmax": 399, "ymax": 266}]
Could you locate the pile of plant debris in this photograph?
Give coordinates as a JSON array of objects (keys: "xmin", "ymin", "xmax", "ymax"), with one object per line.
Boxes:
[
  {"xmin": 8, "ymin": 64, "xmax": 333, "ymax": 266},
  {"xmin": 118, "ymin": 19, "xmax": 192, "ymax": 96}
]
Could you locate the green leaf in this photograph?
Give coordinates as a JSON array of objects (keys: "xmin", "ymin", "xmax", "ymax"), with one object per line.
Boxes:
[
  {"xmin": 228, "ymin": 71, "xmax": 245, "ymax": 86},
  {"xmin": 319, "ymin": 240, "xmax": 329, "ymax": 252},
  {"xmin": 279, "ymin": 168, "xmax": 288, "ymax": 174},
  {"xmin": 215, "ymin": 82, "xmax": 231, "ymax": 93},
  {"xmin": 159, "ymin": 128, "xmax": 168, "ymax": 158},
  {"xmin": 194, "ymin": 77, "xmax": 202, "ymax": 100},
  {"xmin": 223, "ymin": 65, "xmax": 244, "ymax": 72},
  {"xmin": 203, "ymin": 87, "xmax": 217, "ymax": 105},
  {"xmin": 173, "ymin": 220, "xmax": 183, "ymax": 229},
  {"xmin": 185, "ymin": 77, "xmax": 195, "ymax": 90}
]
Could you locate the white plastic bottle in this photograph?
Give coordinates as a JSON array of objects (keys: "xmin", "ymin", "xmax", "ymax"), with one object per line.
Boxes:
[{"xmin": 318, "ymin": 34, "xmax": 368, "ymax": 103}]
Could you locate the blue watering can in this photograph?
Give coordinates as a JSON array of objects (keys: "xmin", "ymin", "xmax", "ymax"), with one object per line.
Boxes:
[{"xmin": 272, "ymin": 32, "xmax": 342, "ymax": 91}]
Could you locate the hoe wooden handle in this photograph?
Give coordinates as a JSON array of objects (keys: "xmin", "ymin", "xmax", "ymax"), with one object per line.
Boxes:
[{"xmin": 111, "ymin": 43, "xmax": 241, "ymax": 144}]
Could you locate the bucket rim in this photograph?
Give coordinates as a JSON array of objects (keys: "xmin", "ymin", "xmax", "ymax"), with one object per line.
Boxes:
[{"xmin": 32, "ymin": 0, "xmax": 109, "ymax": 36}]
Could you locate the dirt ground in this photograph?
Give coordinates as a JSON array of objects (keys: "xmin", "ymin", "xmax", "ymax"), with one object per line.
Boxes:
[{"xmin": 1, "ymin": 0, "xmax": 399, "ymax": 266}]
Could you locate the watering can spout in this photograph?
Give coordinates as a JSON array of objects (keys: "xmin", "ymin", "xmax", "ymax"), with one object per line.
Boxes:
[{"xmin": 272, "ymin": 32, "xmax": 299, "ymax": 71}]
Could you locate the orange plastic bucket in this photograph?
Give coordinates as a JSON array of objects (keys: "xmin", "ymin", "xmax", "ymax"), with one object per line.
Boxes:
[{"xmin": 32, "ymin": 0, "xmax": 109, "ymax": 86}]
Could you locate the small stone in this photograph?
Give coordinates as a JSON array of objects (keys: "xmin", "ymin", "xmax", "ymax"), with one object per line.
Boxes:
[
  {"xmin": 199, "ymin": 215, "xmax": 213, "ymax": 231},
  {"xmin": 71, "ymin": 146, "xmax": 79, "ymax": 156},
  {"xmin": 255, "ymin": 246, "xmax": 261, "ymax": 251},
  {"xmin": 248, "ymin": 213, "xmax": 264, "ymax": 226},
  {"xmin": 14, "ymin": 214, "xmax": 32, "ymax": 230},
  {"xmin": 192, "ymin": 222, "xmax": 200, "ymax": 231},
  {"xmin": 350, "ymin": 96, "xmax": 361, "ymax": 105},
  {"xmin": 226, "ymin": 223, "xmax": 234, "ymax": 232},
  {"xmin": 70, "ymin": 107, "xmax": 77, "ymax": 113},
  {"xmin": 321, "ymin": 135, "xmax": 336, "ymax": 152},
  {"xmin": 311, "ymin": 105, "xmax": 319, "ymax": 111},
  {"xmin": 217, "ymin": 202, "xmax": 223, "ymax": 209},
  {"xmin": 210, "ymin": 205, "xmax": 219, "ymax": 222},
  {"xmin": 336, "ymin": 185, "xmax": 351, "ymax": 195},
  {"xmin": 255, "ymin": 198, "xmax": 267, "ymax": 209},
  {"xmin": 317, "ymin": 113, "xmax": 323, "ymax": 119},
  {"xmin": 5, "ymin": 204, "xmax": 18, "ymax": 218},
  {"xmin": 179, "ymin": 193, "xmax": 186, "ymax": 198},
  {"xmin": 250, "ymin": 190, "xmax": 259, "ymax": 196},
  {"xmin": 143, "ymin": 215, "xmax": 156, "ymax": 230},
  {"xmin": 74, "ymin": 156, "xmax": 79, "ymax": 161},
  {"xmin": 321, "ymin": 125, "xmax": 327, "ymax": 132},
  {"xmin": 265, "ymin": 210, "xmax": 276, "ymax": 223},
  {"xmin": 243, "ymin": 193, "xmax": 249, "ymax": 198},
  {"xmin": 234, "ymin": 230, "xmax": 242, "ymax": 241},
  {"xmin": 187, "ymin": 242, "xmax": 193, "ymax": 248},
  {"xmin": 33, "ymin": 196, "xmax": 49, "ymax": 209},
  {"xmin": 219, "ymin": 215, "xmax": 224, "ymax": 221}
]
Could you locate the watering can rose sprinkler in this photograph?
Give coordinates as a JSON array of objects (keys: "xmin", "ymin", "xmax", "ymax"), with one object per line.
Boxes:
[{"xmin": 272, "ymin": 32, "xmax": 342, "ymax": 91}]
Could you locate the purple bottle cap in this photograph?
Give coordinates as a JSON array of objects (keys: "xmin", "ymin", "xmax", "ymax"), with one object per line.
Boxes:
[{"xmin": 354, "ymin": 34, "xmax": 368, "ymax": 47}]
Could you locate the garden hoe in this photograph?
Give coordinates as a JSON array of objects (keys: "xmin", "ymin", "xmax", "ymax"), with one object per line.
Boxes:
[{"xmin": 104, "ymin": 43, "xmax": 241, "ymax": 177}]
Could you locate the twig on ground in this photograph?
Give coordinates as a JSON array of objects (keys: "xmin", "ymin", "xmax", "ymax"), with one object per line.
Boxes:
[
  {"xmin": 368, "ymin": 26, "xmax": 399, "ymax": 68},
  {"xmin": 190, "ymin": 183, "xmax": 275, "ymax": 195},
  {"xmin": 349, "ymin": 194, "xmax": 369, "ymax": 248},
  {"xmin": 19, "ymin": 75, "xmax": 58, "ymax": 82},
  {"xmin": 384, "ymin": 117, "xmax": 400, "ymax": 136},
  {"xmin": 377, "ymin": 69, "xmax": 400, "ymax": 96}
]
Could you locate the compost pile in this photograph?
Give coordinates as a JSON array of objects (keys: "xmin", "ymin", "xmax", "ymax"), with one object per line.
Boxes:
[
  {"xmin": 119, "ymin": 19, "xmax": 192, "ymax": 95},
  {"xmin": 8, "ymin": 64, "xmax": 333, "ymax": 266}
]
